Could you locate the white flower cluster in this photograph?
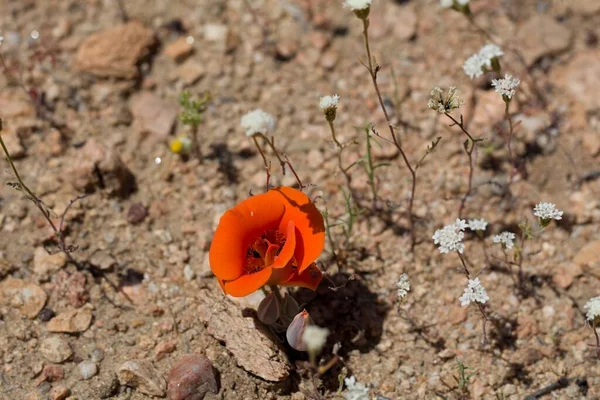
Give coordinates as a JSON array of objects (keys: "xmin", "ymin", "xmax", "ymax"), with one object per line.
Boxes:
[
  {"xmin": 432, "ymin": 218, "xmax": 467, "ymax": 254},
  {"xmin": 344, "ymin": 376, "xmax": 370, "ymax": 400},
  {"xmin": 533, "ymin": 202, "xmax": 563, "ymax": 221},
  {"xmin": 459, "ymin": 278, "xmax": 489, "ymax": 307},
  {"xmin": 440, "ymin": 0, "xmax": 469, "ymax": 8},
  {"xmin": 492, "ymin": 231, "xmax": 516, "ymax": 250},
  {"xmin": 319, "ymin": 94, "xmax": 340, "ymax": 111},
  {"xmin": 343, "ymin": 0, "xmax": 372, "ymax": 11},
  {"xmin": 427, "ymin": 86, "xmax": 464, "ymax": 114},
  {"xmin": 467, "ymin": 218, "xmax": 488, "ymax": 231},
  {"xmin": 463, "ymin": 44, "xmax": 504, "ymax": 79},
  {"xmin": 396, "ymin": 273, "xmax": 410, "ymax": 298},
  {"xmin": 491, "ymin": 74, "xmax": 521, "ymax": 99},
  {"xmin": 584, "ymin": 296, "xmax": 600, "ymax": 323},
  {"xmin": 302, "ymin": 325, "xmax": 329, "ymax": 353},
  {"xmin": 240, "ymin": 109, "xmax": 276, "ymax": 137}
]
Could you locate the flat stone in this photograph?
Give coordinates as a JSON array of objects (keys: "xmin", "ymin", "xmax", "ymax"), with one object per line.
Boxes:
[
  {"xmin": 0, "ymin": 125, "xmax": 26, "ymax": 159},
  {"xmin": 118, "ymin": 360, "xmax": 166, "ymax": 397},
  {"xmin": 49, "ymin": 385, "xmax": 70, "ymax": 400},
  {"xmin": 164, "ymin": 36, "xmax": 193, "ymax": 63},
  {"xmin": 40, "ymin": 336, "xmax": 73, "ymax": 363},
  {"xmin": 33, "ymin": 247, "xmax": 67, "ymax": 277},
  {"xmin": 552, "ymin": 263, "xmax": 583, "ymax": 289},
  {"xmin": 79, "ymin": 360, "xmax": 98, "ymax": 380},
  {"xmin": 573, "ymin": 239, "xmax": 600, "ymax": 267},
  {"xmin": 550, "ymin": 50, "xmax": 600, "ymax": 112},
  {"xmin": 130, "ymin": 91, "xmax": 178, "ymax": 138},
  {"xmin": 47, "ymin": 308, "xmax": 93, "ymax": 333},
  {"xmin": 89, "ymin": 251, "xmax": 117, "ymax": 271},
  {"xmin": 516, "ymin": 15, "xmax": 572, "ymax": 66},
  {"xmin": 167, "ymin": 354, "xmax": 218, "ymax": 400},
  {"xmin": 0, "ymin": 278, "xmax": 47, "ymax": 318},
  {"xmin": 389, "ymin": 6, "xmax": 417, "ymax": 40},
  {"xmin": 197, "ymin": 289, "xmax": 290, "ymax": 382},
  {"xmin": 173, "ymin": 60, "xmax": 205, "ymax": 86},
  {"xmin": 75, "ymin": 21, "xmax": 156, "ymax": 78}
]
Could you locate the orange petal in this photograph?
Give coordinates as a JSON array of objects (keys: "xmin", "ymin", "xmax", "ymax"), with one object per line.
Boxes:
[
  {"xmin": 223, "ymin": 267, "xmax": 272, "ymax": 297},
  {"xmin": 281, "ymin": 262, "xmax": 323, "ymax": 291},
  {"xmin": 272, "ymin": 187, "xmax": 325, "ymax": 273},
  {"xmin": 209, "ymin": 192, "xmax": 285, "ymax": 281},
  {"xmin": 270, "ymin": 220, "xmax": 296, "ymax": 269}
]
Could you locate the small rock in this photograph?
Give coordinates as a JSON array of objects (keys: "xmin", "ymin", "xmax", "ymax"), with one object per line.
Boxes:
[
  {"xmin": 75, "ymin": 21, "xmax": 156, "ymax": 78},
  {"xmin": 390, "ymin": 7, "xmax": 417, "ymax": 40},
  {"xmin": 437, "ymin": 348, "xmax": 456, "ymax": 360},
  {"xmin": 47, "ymin": 308, "xmax": 93, "ymax": 333},
  {"xmin": 183, "ymin": 264, "xmax": 196, "ymax": 281},
  {"xmin": 127, "ymin": 202, "xmax": 148, "ymax": 224},
  {"xmin": 33, "ymin": 247, "xmax": 67, "ymax": 276},
  {"xmin": 167, "ymin": 354, "xmax": 218, "ymax": 400},
  {"xmin": 55, "ymin": 270, "xmax": 89, "ymax": 308},
  {"xmin": 118, "ymin": 360, "xmax": 166, "ymax": 397},
  {"xmin": 164, "ymin": 37, "xmax": 194, "ymax": 62},
  {"xmin": 40, "ymin": 336, "xmax": 73, "ymax": 363},
  {"xmin": 154, "ymin": 340, "xmax": 177, "ymax": 361},
  {"xmin": 573, "ymin": 239, "xmax": 600, "ymax": 267},
  {"xmin": 320, "ymin": 50, "xmax": 338, "ymax": 70},
  {"xmin": 0, "ymin": 278, "xmax": 47, "ymax": 318},
  {"xmin": 39, "ymin": 308, "xmax": 56, "ymax": 322},
  {"xmin": 516, "ymin": 15, "xmax": 572, "ymax": 66},
  {"xmin": 0, "ymin": 126, "xmax": 25, "ymax": 158},
  {"xmin": 551, "ymin": 50, "xmax": 600, "ymax": 112},
  {"xmin": 173, "ymin": 60, "xmax": 205, "ymax": 86},
  {"xmin": 130, "ymin": 91, "xmax": 178, "ymax": 139},
  {"xmin": 79, "ymin": 360, "xmax": 98, "ymax": 380},
  {"xmin": 89, "ymin": 251, "xmax": 117, "ymax": 271},
  {"xmin": 204, "ymin": 24, "xmax": 228, "ymax": 42},
  {"xmin": 49, "ymin": 384, "xmax": 70, "ymax": 400},
  {"xmin": 37, "ymin": 365, "xmax": 65, "ymax": 384},
  {"xmin": 552, "ymin": 263, "xmax": 583, "ymax": 289}
]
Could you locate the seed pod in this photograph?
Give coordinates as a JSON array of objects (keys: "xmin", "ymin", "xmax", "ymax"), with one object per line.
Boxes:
[
  {"xmin": 286, "ymin": 310, "xmax": 312, "ymax": 351},
  {"xmin": 257, "ymin": 292, "xmax": 280, "ymax": 325}
]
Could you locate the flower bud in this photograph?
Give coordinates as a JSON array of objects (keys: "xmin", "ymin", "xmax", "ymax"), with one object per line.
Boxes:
[
  {"xmin": 280, "ymin": 293, "xmax": 300, "ymax": 325},
  {"xmin": 257, "ymin": 292, "xmax": 279, "ymax": 325},
  {"xmin": 286, "ymin": 310, "xmax": 312, "ymax": 351}
]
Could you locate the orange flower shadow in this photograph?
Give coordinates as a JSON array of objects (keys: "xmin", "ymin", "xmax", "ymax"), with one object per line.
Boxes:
[{"xmin": 209, "ymin": 187, "xmax": 325, "ymax": 297}]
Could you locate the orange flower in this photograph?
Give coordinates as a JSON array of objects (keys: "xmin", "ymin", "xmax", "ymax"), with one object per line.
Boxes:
[{"xmin": 209, "ymin": 187, "xmax": 325, "ymax": 297}]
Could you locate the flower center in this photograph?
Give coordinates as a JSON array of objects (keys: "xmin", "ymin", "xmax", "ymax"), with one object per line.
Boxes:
[{"xmin": 244, "ymin": 229, "xmax": 286, "ymax": 274}]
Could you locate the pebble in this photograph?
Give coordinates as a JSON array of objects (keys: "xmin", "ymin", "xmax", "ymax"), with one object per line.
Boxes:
[
  {"xmin": 40, "ymin": 336, "xmax": 72, "ymax": 363},
  {"xmin": 154, "ymin": 339, "xmax": 177, "ymax": 360},
  {"xmin": 130, "ymin": 91, "xmax": 178, "ymax": 139},
  {"xmin": 89, "ymin": 251, "xmax": 117, "ymax": 271},
  {"xmin": 79, "ymin": 360, "xmax": 98, "ymax": 380},
  {"xmin": 183, "ymin": 264, "xmax": 196, "ymax": 281},
  {"xmin": 550, "ymin": 50, "xmax": 600, "ymax": 112},
  {"xmin": 75, "ymin": 21, "xmax": 156, "ymax": 78},
  {"xmin": 516, "ymin": 15, "xmax": 572, "ymax": 66},
  {"xmin": 164, "ymin": 36, "xmax": 194, "ymax": 63},
  {"xmin": 49, "ymin": 384, "xmax": 70, "ymax": 400},
  {"xmin": 33, "ymin": 247, "xmax": 67, "ymax": 277},
  {"xmin": 573, "ymin": 239, "xmax": 600, "ymax": 267},
  {"xmin": 127, "ymin": 202, "xmax": 148, "ymax": 225},
  {"xmin": 167, "ymin": 354, "xmax": 218, "ymax": 400},
  {"xmin": 173, "ymin": 60, "xmax": 205, "ymax": 86},
  {"xmin": 47, "ymin": 308, "xmax": 93, "ymax": 333},
  {"xmin": 118, "ymin": 360, "xmax": 167, "ymax": 397},
  {"xmin": 0, "ymin": 278, "xmax": 47, "ymax": 319}
]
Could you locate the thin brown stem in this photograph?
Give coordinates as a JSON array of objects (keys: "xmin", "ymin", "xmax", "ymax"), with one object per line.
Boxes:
[
  {"xmin": 593, "ymin": 323, "xmax": 600, "ymax": 358},
  {"xmin": 260, "ymin": 134, "xmax": 304, "ymax": 188},
  {"xmin": 360, "ymin": 17, "xmax": 417, "ymax": 249},
  {"xmin": 504, "ymin": 100, "xmax": 517, "ymax": 183},
  {"xmin": 252, "ymin": 135, "xmax": 271, "ymax": 191}
]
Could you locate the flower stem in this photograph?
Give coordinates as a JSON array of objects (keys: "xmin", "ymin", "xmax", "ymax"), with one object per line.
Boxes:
[
  {"xmin": 593, "ymin": 322, "xmax": 600, "ymax": 358},
  {"xmin": 360, "ymin": 17, "xmax": 417, "ymax": 250},
  {"xmin": 457, "ymin": 251, "xmax": 489, "ymax": 344},
  {"xmin": 252, "ymin": 135, "xmax": 271, "ymax": 191},
  {"xmin": 259, "ymin": 133, "xmax": 305, "ymax": 189},
  {"xmin": 504, "ymin": 100, "xmax": 517, "ymax": 183}
]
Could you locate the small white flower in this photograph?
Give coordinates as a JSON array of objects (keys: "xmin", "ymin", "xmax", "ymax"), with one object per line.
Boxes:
[
  {"xmin": 492, "ymin": 231, "xmax": 516, "ymax": 250},
  {"xmin": 432, "ymin": 218, "xmax": 468, "ymax": 254},
  {"xmin": 427, "ymin": 86, "xmax": 464, "ymax": 114},
  {"xmin": 440, "ymin": 0, "xmax": 469, "ymax": 7},
  {"xmin": 396, "ymin": 273, "xmax": 410, "ymax": 298},
  {"xmin": 478, "ymin": 44, "xmax": 504, "ymax": 68},
  {"xmin": 491, "ymin": 74, "xmax": 520, "ymax": 99},
  {"xmin": 462, "ymin": 54, "xmax": 485, "ymax": 79},
  {"xmin": 240, "ymin": 109, "xmax": 276, "ymax": 137},
  {"xmin": 533, "ymin": 202, "xmax": 563, "ymax": 221},
  {"xmin": 459, "ymin": 278, "xmax": 489, "ymax": 307},
  {"xmin": 302, "ymin": 325, "xmax": 329, "ymax": 354},
  {"xmin": 319, "ymin": 94, "xmax": 340, "ymax": 111},
  {"xmin": 467, "ymin": 218, "xmax": 488, "ymax": 232},
  {"xmin": 584, "ymin": 296, "xmax": 600, "ymax": 322},
  {"xmin": 343, "ymin": 0, "xmax": 372, "ymax": 11},
  {"xmin": 344, "ymin": 376, "xmax": 370, "ymax": 400}
]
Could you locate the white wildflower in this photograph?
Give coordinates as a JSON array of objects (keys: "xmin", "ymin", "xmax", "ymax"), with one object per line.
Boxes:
[
  {"xmin": 533, "ymin": 202, "xmax": 563, "ymax": 221},
  {"xmin": 462, "ymin": 54, "xmax": 485, "ymax": 79},
  {"xmin": 344, "ymin": 376, "xmax": 370, "ymax": 400},
  {"xmin": 491, "ymin": 74, "xmax": 520, "ymax": 100},
  {"xmin": 459, "ymin": 278, "xmax": 489, "ymax": 306},
  {"xmin": 343, "ymin": 0, "xmax": 372, "ymax": 11},
  {"xmin": 467, "ymin": 218, "xmax": 488, "ymax": 231},
  {"xmin": 492, "ymin": 231, "xmax": 516, "ymax": 250},
  {"xmin": 240, "ymin": 109, "xmax": 276, "ymax": 137},
  {"xmin": 427, "ymin": 86, "xmax": 464, "ymax": 114},
  {"xmin": 584, "ymin": 296, "xmax": 600, "ymax": 323},
  {"xmin": 432, "ymin": 218, "xmax": 468, "ymax": 254},
  {"xmin": 396, "ymin": 273, "xmax": 410, "ymax": 298},
  {"xmin": 478, "ymin": 44, "xmax": 504, "ymax": 68},
  {"xmin": 319, "ymin": 94, "xmax": 340, "ymax": 111},
  {"xmin": 441, "ymin": 0, "xmax": 469, "ymax": 8},
  {"xmin": 302, "ymin": 325, "xmax": 329, "ymax": 354}
]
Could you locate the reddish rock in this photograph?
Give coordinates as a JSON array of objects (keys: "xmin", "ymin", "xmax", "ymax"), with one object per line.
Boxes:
[
  {"xmin": 130, "ymin": 91, "xmax": 178, "ymax": 139},
  {"xmin": 49, "ymin": 384, "xmax": 70, "ymax": 400},
  {"xmin": 36, "ymin": 365, "xmax": 64, "ymax": 385},
  {"xmin": 164, "ymin": 37, "xmax": 193, "ymax": 63},
  {"xmin": 154, "ymin": 340, "xmax": 177, "ymax": 361},
  {"xmin": 55, "ymin": 270, "xmax": 89, "ymax": 308},
  {"xmin": 127, "ymin": 202, "xmax": 148, "ymax": 224},
  {"xmin": 516, "ymin": 15, "xmax": 572, "ymax": 66},
  {"xmin": 551, "ymin": 50, "xmax": 600, "ymax": 112},
  {"xmin": 75, "ymin": 21, "xmax": 156, "ymax": 78},
  {"xmin": 0, "ymin": 278, "xmax": 47, "ymax": 319},
  {"xmin": 47, "ymin": 308, "xmax": 93, "ymax": 333},
  {"xmin": 167, "ymin": 354, "xmax": 218, "ymax": 400}
]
